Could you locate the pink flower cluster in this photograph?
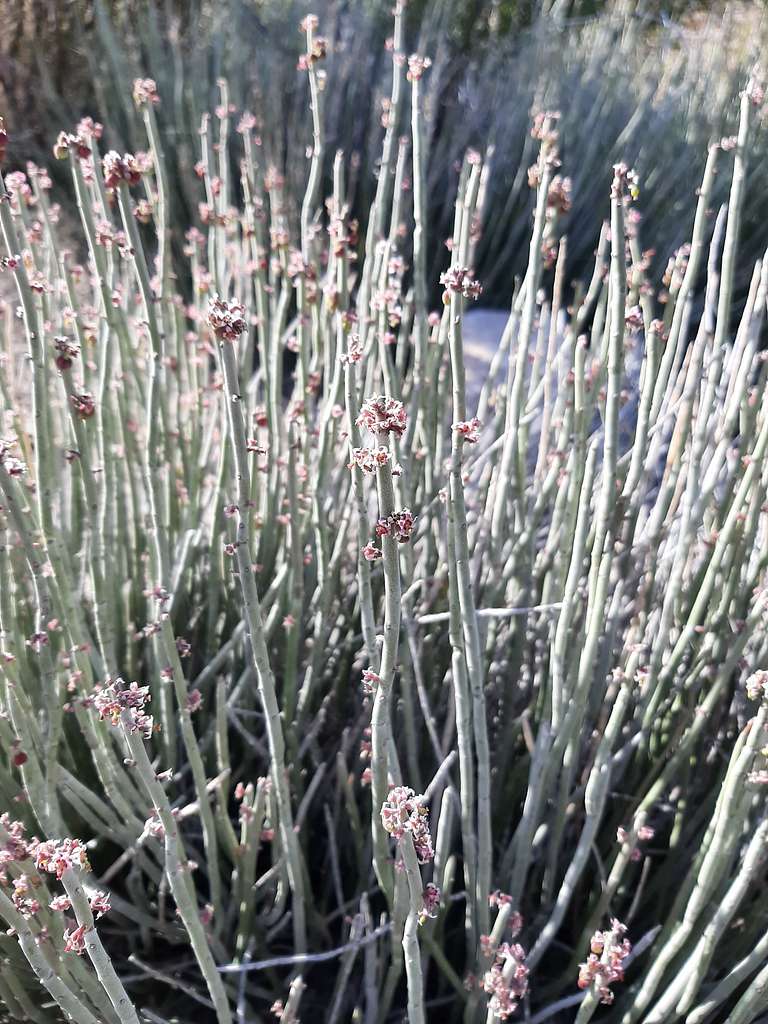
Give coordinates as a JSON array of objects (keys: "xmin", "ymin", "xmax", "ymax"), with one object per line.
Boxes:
[
  {"xmin": 420, "ymin": 882, "xmax": 441, "ymax": 922},
  {"xmin": 746, "ymin": 670, "xmax": 768, "ymax": 701},
  {"xmin": 71, "ymin": 392, "xmax": 96, "ymax": 420},
  {"xmin": 482, "ymin": 943, "xmax": 530, "ymax": 1020},
  {"xmin": 349, "ymin": 446, "xmax": 390, "ymax": 474},
  {"xmin": 361, "ymin": 669, "xmax": 381, "ymax": 695},
  {"xmin": 356, "ymin": 395, "xmax": 406, "ymax": 437},
  {"xmin": 616, "ymin": 824, "xmax": 655, "ymax": 861},
  {"xmin": 132, "ymin": 78, "xmax": 160, "ymax": 107},
  {"xmin": 89, "ymin": 890, "xmax": 111, "ymax": 918},
  {"xmin": 0, "ymin": 816, "xmax": 32, "ymax": 879},
  {"xmin": 406, "ymin": 55, "xmax": 432, "ymax": 82},
  {"xmin": 0, "ymin": 439, "xmax": 26, "ymax": 479},
  {"xmin": 11, "ymin": 875, "xmax": 41, "ymax": 918},
  {"xmin": 102, "ymin": 151, "xmax": 143, "ymax": 190},
  {"xmin": 93, "ymin": 680, "xmax": 153, "ymax": 738},
  {"xmin": 53, "ymin": 131, "xmax": 91, "ymax": 161},
  {"xmin": 297, "ymin": 34, "xmax": 328, "ymax": 71},
  {"xmin": 381, "ymin": 786, "xmax": 434, "ymax": 863},
  {"xmin": 577, "ymin": 919, "xmax": 631, "ymax": 1004},
  {"xmin": 453, "ymin": 417, "xmax": 482, "ymax": 443},
  {"xmin": 340, "ymin": 337, "xmax": 363, "ymax": 365},
  {"xmin": 439, "ymin": 266, "xmax": 482, "ymax": 301},
  {"xmin": 208, "ymin": 295, "xmax": 247, "ymax": 342},
  {"xmin": 54, "ymin": 336, "xmax": 80, "ymax": 371},
  {"xmin": 547, "ymin": 175, "xmax": 572, "ymax": 215},
  {"xmin": 142, "ymin": 812, "xmax": 166, "ymax": 840},
  {"xmin": 611, "ymin": 163, "xmax": 640, "ymax": 202},
  {"xmin": 375, "ymin": 508, "xmax": 415, "ymax": 543},
  {"xmin": 64, "ymin": 924, "xmax": 88, "ymax": 954},
  {"xmin": 34, "ymin": 838, "xmax": 90, "ymax": 878}
]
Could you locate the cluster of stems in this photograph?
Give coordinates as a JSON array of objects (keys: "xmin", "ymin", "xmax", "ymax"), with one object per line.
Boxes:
[{"xmin": 1, "ymin": 9, "xmax": 768, "ymax": 1024}]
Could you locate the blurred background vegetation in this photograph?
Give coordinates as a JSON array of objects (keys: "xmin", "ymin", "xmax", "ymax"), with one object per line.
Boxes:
[{"xmin": 1, "ymin": 0, "xmax": 766, "ymax": 302}]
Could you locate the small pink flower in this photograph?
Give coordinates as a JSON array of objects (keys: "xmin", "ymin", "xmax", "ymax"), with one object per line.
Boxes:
[
  {"xmin": 89, "ymin": 891, "xmax": 111, "ymax": 919},
  {"xmin": 63, "ymin": 924, "xmax": 88, "ymax": 955},
  {"xmin": 142, "ymin": 813, "xmax": 165, "ymax": 840},
  {"xmin": 186, "ymin": 689, "xmax": 203, "ymax": 713},
  {"xmin": 362, "ymin": 543, "xmax": 382, "ymax": 561},
  {"xmin": 361, "ymin": 669, "xmax": 381, "ymax": 695},
  {"xmin": 420, "ymin": 882, "xmax": 441, "ymax": 922},
  {"xmin": 70, "ymin": 392, "xmax": 96, "ymax": 420},
  {"xmin": 407, "ymin": 55, "xmax": 432, "ymax": 81},
  {"xmin": 237, "ymin": 112, "xmax": 258, "ymax": 134}
]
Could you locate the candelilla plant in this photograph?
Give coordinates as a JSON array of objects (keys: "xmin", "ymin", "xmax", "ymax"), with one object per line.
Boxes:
[{"xmin": 2, "ymin": 5, "xmax": 768, "ymax": 1023}]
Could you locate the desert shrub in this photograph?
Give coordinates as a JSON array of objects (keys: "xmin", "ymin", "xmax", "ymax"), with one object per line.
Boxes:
[{"xmin": 2, "ymin": 4, "xmax": 768, "ymax": 1024}]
